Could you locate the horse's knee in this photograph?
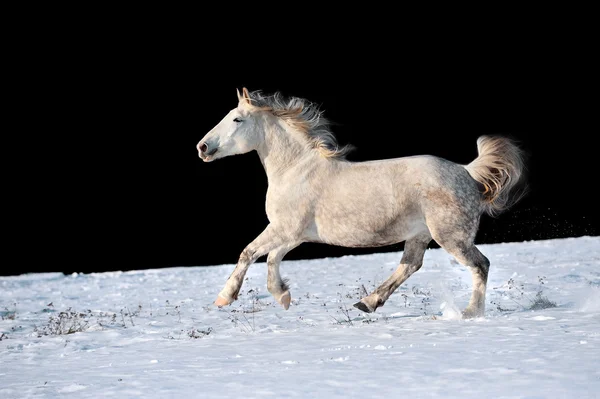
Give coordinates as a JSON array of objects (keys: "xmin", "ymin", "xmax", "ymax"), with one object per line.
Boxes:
[{"xmin": 239, "ymin": 248, "xmax": 256, "ymax": 264}]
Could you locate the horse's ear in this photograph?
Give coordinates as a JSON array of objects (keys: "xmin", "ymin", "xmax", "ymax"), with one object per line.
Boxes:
[
  {"xmin": 236, "ymin": 88, "xmax": 243, "ymax": 102},
  {"xmin": 242, "ymin": 87, "xmax": 252, "ymax": 104}
]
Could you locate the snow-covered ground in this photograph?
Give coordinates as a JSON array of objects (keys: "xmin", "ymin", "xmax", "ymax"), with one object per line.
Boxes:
[{"xmin": 1, "ymin": 236, "xmax": 599, "ymax": 398}]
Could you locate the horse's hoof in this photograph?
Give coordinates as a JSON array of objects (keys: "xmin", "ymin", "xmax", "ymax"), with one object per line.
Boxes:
[
  {"xmin": 279, "ymin": 291, "xmax": 291, "ymax": 310},
  {"xmin": 353, "ymin": 301, "xmax": 374, "ymax": 313},
  {"xmin": 214, "ymin": 295, "xmax": 233, "ymax": 307}
]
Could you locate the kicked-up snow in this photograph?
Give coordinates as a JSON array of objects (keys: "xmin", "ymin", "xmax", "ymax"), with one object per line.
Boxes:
[{"xmin": 1, "ymin": 236, "xmax": 599, "ymax": 398}]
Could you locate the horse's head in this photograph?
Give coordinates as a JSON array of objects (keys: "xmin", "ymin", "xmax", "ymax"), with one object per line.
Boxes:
[{"xmin": 197, "ymin": 87, "xmax": 267, "ymax": 162}]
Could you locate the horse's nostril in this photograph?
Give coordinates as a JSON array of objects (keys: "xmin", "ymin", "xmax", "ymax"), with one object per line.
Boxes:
[{"xmin": 200, "ymin": 143, "xmax": 208, "ymax": 153}]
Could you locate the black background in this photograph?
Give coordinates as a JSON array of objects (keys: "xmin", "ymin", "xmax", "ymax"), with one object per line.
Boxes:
[{"xmin": 6, "ymin": 15, "xmax": 597, "ymax": 277}]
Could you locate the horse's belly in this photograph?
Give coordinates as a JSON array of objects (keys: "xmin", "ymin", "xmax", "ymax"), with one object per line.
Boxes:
[
  {"xmin": 309, "ymin": 213, "xmax": 426, "ymax": 248},
  {"xmin": 306, "ymin": 160, "xmax": 427, "ymax": 247}
]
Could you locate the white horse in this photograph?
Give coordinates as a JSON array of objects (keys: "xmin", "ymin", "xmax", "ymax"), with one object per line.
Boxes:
[{"xmin": 197, "ymin": 88, "xmax": 526, "ymax": 318}]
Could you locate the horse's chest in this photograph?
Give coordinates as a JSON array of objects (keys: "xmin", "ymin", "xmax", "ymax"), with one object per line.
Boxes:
[{"xmin": 265, "ymin": 188, "xmax": 310, "ymax": 222}]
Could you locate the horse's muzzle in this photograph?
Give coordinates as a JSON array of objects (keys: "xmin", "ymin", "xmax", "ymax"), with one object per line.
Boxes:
[{"xmin": 198, "ymin": 142, "xmax": 218, "ymax": 161}]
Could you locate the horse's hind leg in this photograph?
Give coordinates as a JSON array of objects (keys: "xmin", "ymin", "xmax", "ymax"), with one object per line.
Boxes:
[
  {"xmin": 267, "ymin": 242, "xmax": 300, "ymax": 310},
  {"xmin": 354, "ymin": 232, "xmax": 432, "ymax": 313},
  {"xmin": 432, "ymin": 234, "xmax": 490, "ymax": 318}
]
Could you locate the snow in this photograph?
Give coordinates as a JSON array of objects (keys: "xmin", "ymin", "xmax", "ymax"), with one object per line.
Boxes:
[{"xmin": 1, "ymin": 236, "xmax": 599, "ymax": 398}]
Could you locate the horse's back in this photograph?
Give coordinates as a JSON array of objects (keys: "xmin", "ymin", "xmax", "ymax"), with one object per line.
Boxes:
[{"xmin": 338, "ymin": 154, "xmax": 478, "ymax": 194}]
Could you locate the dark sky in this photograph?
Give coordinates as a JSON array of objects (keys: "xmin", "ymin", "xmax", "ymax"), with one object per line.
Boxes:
[{"xmin": 7, "ymin": 24, "xmax": 597, "ymax": 277}]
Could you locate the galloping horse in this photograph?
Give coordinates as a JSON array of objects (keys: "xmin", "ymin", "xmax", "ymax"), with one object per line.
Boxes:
[{"xmin": 198, "ymin": 88, "xmax": 525, "ymax": 318}]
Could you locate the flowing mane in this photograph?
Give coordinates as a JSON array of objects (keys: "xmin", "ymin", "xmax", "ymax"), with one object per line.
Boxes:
[{"xmin": 246, "ymin": 90, "xmax": 353, "ymax": 158}]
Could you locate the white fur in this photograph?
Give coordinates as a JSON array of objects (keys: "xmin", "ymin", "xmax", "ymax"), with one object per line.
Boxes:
[{"xmin": 198, "ymin": 88, "xmax": 526, "ymax": 317}]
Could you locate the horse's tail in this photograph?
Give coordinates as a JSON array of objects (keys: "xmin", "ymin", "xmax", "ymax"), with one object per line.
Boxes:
[{"xmin": 464, "ymin": 135, "xmax": 527, "ymax": 217}]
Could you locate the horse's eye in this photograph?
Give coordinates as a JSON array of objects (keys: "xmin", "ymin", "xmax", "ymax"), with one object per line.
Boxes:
[{"xmin": 233, "ymin": 117, "xmax": 243, "ymax": 123}]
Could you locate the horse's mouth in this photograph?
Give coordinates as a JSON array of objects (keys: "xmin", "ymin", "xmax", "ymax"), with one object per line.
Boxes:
[
  {"xmin": 199, "ymin": 147, "xmax": 218, "ymax": 162},
  {"xmin": 199, "ymin": 153, "xmax": 215, "ymax": 162}
]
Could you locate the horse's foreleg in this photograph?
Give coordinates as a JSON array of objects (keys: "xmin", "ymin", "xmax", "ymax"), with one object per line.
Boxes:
[
  {"xmin": 354, "ymin": 233, "xmax": 431, "ymax": 313},
  {"xmin": 267, "ymin": 242, "xmax": 300, "ymax": 310},
  {"xmin": 214, "ymin": 225, "xmax": 286, "ymax": 307}
]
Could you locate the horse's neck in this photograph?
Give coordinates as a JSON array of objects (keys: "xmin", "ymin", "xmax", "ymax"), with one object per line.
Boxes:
[{"xmin": 256, "ymin": 121, "xmax": 323, "ymax": 182}]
